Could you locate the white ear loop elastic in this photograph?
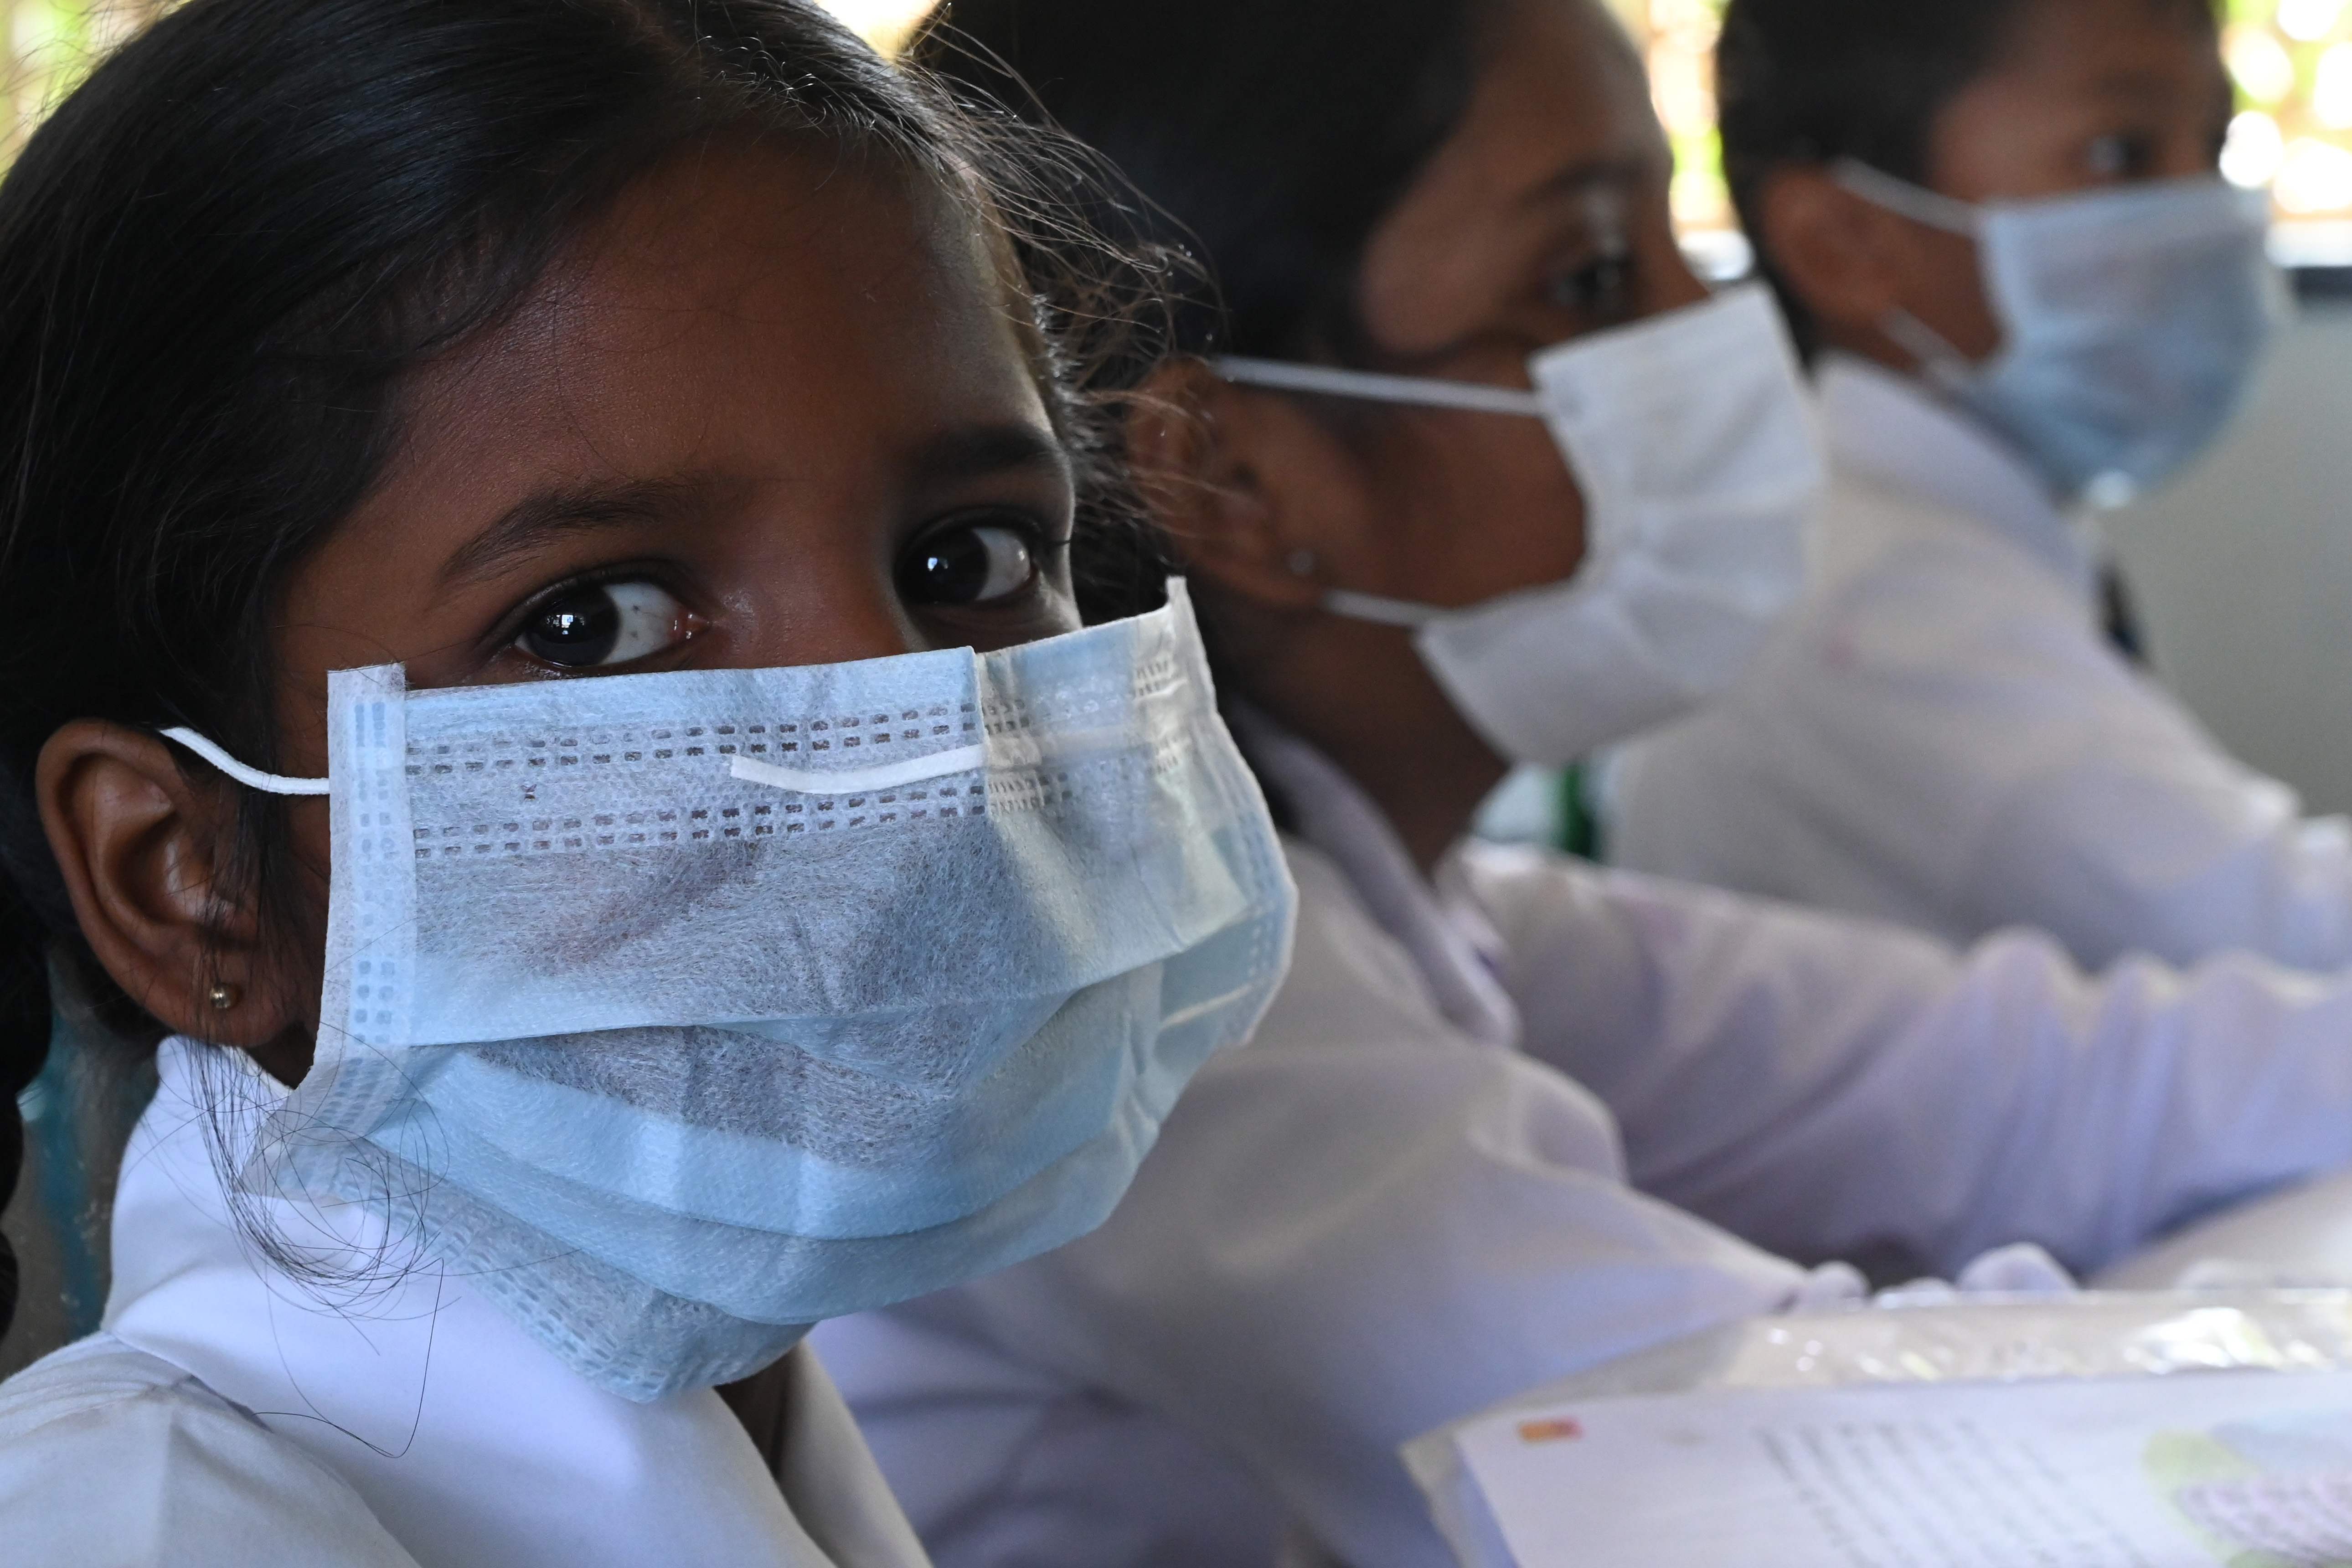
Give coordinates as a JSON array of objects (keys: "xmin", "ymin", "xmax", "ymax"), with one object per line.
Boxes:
[
  {"xmin": 160, "ymin": 727, "xmax": 331, "ymax": 796},
  {"xmin": 1319, "ymin": 590, "xmax": 1445, "ymax": 629},
  {"xmin": 1828, "ymin": 159, "xmax": 1983, "ymax": 236},
  {"xmin": 1213, "ymin": 356, "xmax": 1544, "ymax": 418},
  {"xmin": 1212, "ymin": 357, "xmax": 1544, "ymax": 630}
]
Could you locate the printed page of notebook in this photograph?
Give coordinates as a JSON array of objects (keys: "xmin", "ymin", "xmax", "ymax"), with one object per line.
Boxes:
[{"xmin": 1453, "ymin": 1368, "xmax": 2352, "ymax": 1567}]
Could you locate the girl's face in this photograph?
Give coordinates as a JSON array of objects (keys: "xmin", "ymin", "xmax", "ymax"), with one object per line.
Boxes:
[
  {"xmin": 289, "ymin": 144, "xmax": 1078, "ymax": 712},
  {"xmin": 1766, "ymin": 0, "xmax": 2230, "ymax": 366},
  {"xmin": 41, "ymin": 142, "xmax": 1080, "ymax": 1078},
  {"xmin": 1137, "ymin": 0, "xmax": 1701, "ymax": 859},
  {"xmin": 1259, "ymin": 0, "xmax": 1702, "ymax": 612}
]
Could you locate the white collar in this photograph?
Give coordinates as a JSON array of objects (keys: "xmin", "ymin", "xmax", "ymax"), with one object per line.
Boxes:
[
  {"xmin": 100, "ymin": 1038, "xmax": 861, "ymax": 1568},
  {"xmin": 1816, "ymin": 352, "xmax": 2101, "ymax": 602},
  {"xmin": 1233, "ymin": 712, "xmax": 1519, "ymax": 1050}
]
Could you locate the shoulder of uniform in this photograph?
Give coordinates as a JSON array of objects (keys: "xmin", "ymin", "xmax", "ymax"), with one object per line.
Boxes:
[{"xmin": 0, "ymin": 1336, "xmax": 421, "ymax": 1567}]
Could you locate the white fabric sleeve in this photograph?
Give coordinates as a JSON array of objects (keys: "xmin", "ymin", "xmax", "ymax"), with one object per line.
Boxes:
[
  {"xmin": 1964, "ymin": 713, "xmax": 2352, "ymax": 973},
  {"xmin": 1614, "ymin": 517, "xmax": 2352, "ymax": 972},
  {"xmin": 893, "ymin": 852, "xmax": 1816, "ymax": 1568},
  {"xmin": 1464, "ymin": 844, "xmax": 2352, "ymax": 1283},
  {"xmin": 0, "ymin": 1341, "xmax": 420, "ymax": 1568},
  {"xmin": 1867, "ymin": 527, "xmax": 2352, "ymax": 970}
]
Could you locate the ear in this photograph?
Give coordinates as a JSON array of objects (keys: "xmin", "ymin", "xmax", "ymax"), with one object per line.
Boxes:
[
  {"xmin": 1124, "ymin": 357, "xmax": 1372, "ymax": 613},
  {"xmin": 1753, "ymin": 165, "xmax": 1918, "ymax": 338},
  {"xmin": 35, "ymin": 721, "xmax": 300, "ymax": 1052}
]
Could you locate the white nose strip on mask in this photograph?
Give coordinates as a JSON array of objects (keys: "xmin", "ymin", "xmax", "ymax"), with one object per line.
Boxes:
[{"xmin": 1216, "ymin": 284, "xmax": 1824, "ymax": 765}]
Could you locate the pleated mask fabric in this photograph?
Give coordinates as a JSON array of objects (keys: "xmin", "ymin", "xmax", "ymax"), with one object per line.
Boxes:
[{"xmin": 227, "ymin": 582, "xmax": 1295, "ymax": 1400}]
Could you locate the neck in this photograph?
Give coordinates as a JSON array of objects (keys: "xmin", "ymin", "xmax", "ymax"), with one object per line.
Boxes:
[
  {"xmin": 1220, "ymin": 604, "xmax": 1507, "ymax": 875},
  {"xmin": 1332, "ymin": 721, "xmax": 1509, "ymax": 874},
  {"xmin": 1818, "ymin": 323, "xmax": 1925, "ymax": 381}
]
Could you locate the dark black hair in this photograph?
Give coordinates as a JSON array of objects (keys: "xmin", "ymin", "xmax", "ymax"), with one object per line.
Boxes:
[
  {"xmin": 1717, "ymin": 0, "xmax": 2219, "ymax": 351},
  {"xmin": 0, "ymin": 0, "xmax": 1168, "ymax": 1336},
  {"xmin": 914, "ymin": 0, "xmax": 1497, "ymax": 363}
]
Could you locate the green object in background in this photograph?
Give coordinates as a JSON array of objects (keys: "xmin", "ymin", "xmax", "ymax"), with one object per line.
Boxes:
[
  {"xmin": 1558, "ymin": 763, "xmax": 1604, "ymax": 862},
  {"xmin": 1470, "ymin": 764, "xmax": 1609, "ymax": 861}
]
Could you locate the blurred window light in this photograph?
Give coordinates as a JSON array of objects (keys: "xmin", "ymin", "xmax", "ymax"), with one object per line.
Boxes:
[
  {"xmin": 1680, "ymin": 229, "xmax": 1753, "ymax": 283},
  {"xmin": 1609, "ymin": 0, "xmax": 1732, "ymax": 234},
  {"xmin": 2319, "ymin": 41, "xmax": 2352, "ymax": 127},
  {"xmin": 2228, "ymin": 23, "xmax": 2299, "ymax": 104},
  {"xmin": 2279, "ymin": 135, "xmax": 2352, "ymax": 212},
  {"xmin": 2227, "ymin": 109, "xmax": 2290, "ymax": 186},
  {"xmin": 815, "ymin": 0, "xmax": 930, "ymax": 54},
  {"xmin": 2280, "ymin": 0, "xmax": 2348, "ymax": 43}
]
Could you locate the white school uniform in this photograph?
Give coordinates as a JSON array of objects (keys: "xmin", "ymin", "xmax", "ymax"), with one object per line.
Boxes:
[
  {"xmin": 0, "ymin": 1037, "xmax": 930, "ymax": 1568},
  {"xmin": 1607, "ymin": 352, "xmax": 2352, "ymax": 971},
  {"xmin": 813, "ymin": 722, "xmax": 2352, "ymax": 1568}
]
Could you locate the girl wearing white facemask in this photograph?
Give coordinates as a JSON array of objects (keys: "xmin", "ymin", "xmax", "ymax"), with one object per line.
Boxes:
[
  {"xmin": 0, "ymin": 4, "xmax": 1295, "ymax": 1565},
  {"xmin": 814, "ymin": 4, "xmax": 2352, "ymax": 1567},
  {"xmin": 1604, "ymin": 0, "xmax": 2336, "ymax": 975}
]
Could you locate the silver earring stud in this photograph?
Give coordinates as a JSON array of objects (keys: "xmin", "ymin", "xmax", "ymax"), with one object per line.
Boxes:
[
  {"xmin": 1286, "ymin": 549, "xmax": 1319, "ymax": 578},
  {"xmin": 207, "ymin": 980, "xmax": 239, "ymax": 1011}
]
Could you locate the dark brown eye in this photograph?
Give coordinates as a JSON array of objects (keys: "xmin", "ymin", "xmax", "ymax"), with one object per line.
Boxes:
[
  {"xmin": 2088, "ymin": 132, "xmax": 2156, "ymax": 181},
  {"xmin": 897, "ymin": 518, "xmax": 1038, "ymax": 607},
  {"xmin": 516, "ymin": 580, "xmax": 685, "ymax": 668},
  {"xmin": 1549, "ymin": 250, "xmax": 1636, "ymax": 320}
]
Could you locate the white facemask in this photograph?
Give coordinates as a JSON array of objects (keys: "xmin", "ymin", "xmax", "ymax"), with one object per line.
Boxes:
[
  {"xmin": 1217, "ymin": 284, "xmax": 1823, "ymax": 767},
  {"xmin": 163, "ymin": 582, "xmax": 1296, "ymax": 1401}
]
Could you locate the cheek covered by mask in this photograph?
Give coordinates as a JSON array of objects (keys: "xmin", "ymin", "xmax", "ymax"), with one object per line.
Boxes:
[
  {"xmin": 1834, "ymin": 160, "xmax": 2288, "ymax": 507},
  {"xmin": 1218, "ymin": 283, "xmax": 1825, "ymax": 768},
  {"xmin": 164, "ymin": 580, "xmax": 1296, "ymax": 1402}
]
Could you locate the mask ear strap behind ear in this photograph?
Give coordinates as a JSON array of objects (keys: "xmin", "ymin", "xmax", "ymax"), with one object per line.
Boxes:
[
  {"xmin": 1214, "ymin": 357, "xmax": 1544, "ymax": 418},
  {"xmin": 1322, "ymin": 589, "xmax": 1447, "ymax": 628},
  {"xmin": 1878, "ymin": 305, "xmax": 1984, "ymax": 392},
  {"xmin": 159, "ymin": 727, "xmax": 330, "ymax": 797},
  {"xmin": 1829, "ymin": 159, "xmax": 1983, "ymax": 237}
]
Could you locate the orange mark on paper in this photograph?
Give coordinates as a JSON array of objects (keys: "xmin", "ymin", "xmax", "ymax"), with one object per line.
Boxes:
[{"xmin": 1516, "ymin": 1417, "xmax": 1584, "ymax": 1444}]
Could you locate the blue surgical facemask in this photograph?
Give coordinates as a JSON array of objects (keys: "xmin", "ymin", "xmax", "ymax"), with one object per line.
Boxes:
[
  {"xmin": 1832, "ymin": 160, "xmax": 2287, "ymax": 507},
  {"xmin": 163, "ymin": 581, "xmax": 1297, "ymax": 1401}
]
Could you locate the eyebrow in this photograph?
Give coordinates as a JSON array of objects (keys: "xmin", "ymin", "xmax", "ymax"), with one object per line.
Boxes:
[
  {"xmin": 1518, "ymin": 154, "xmax": 1652, "ymax": 211},
  {"xmin": 440, "ymin": 475, "xmax": 708, "ymax": 589},
  {"xmin": 436, "ymin": 422, "xmax": 1074, "ymax": 590},
  {"xmin": 2084, "ymin": 68, "xmax": 2211, "ymax": 104},
  {"xmin": 902, "ymin": 421, "xmax": 1073, "ymax": 495}
]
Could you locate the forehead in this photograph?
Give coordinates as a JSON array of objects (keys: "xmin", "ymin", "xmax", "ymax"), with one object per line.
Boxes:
[
  {"xmin": 1988, "ymin": 0, "xmax": 2221, "ymax": 88},
  {"xmin": 385, "ymin": 139, "xmax": 1048, "ymax": 497},
  {"xmin": 1357, "ymin": 0, "xmax": 1663, "ymax": 345},
  {"xmin": 1398, "ymin": 0, "xmax": 1657, "ymax": 221}
]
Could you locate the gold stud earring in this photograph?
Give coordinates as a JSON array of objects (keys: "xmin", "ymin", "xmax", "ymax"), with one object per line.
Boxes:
[{"xmin": 207, "ymin": 980, "xmax": 239, "ymax": 1011}]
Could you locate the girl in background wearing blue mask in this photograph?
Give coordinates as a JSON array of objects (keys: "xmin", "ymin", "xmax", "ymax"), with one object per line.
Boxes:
[
  {"xmin": 1606, "ymin": 0, "xmax": 2347, "ymax": 977},
  {"xmin": 814, "ymin": 2, "xmax": 2352, "ymax": 1565},
  {"xmin": 0, "ymin": 1, "xmax": 1294, "ymax": 1563}
]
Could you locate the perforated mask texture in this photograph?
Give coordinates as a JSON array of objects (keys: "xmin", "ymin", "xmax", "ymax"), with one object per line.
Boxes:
[{"xmin": 244, "ymin": 583, "xmax": 1297, "ymax": 1400}]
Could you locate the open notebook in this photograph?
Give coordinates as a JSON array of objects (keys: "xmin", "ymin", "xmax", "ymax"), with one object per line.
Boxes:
[{"xmin": 1407, "ymin": 1293, "xmax": 2352, "ymax": 1568}]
